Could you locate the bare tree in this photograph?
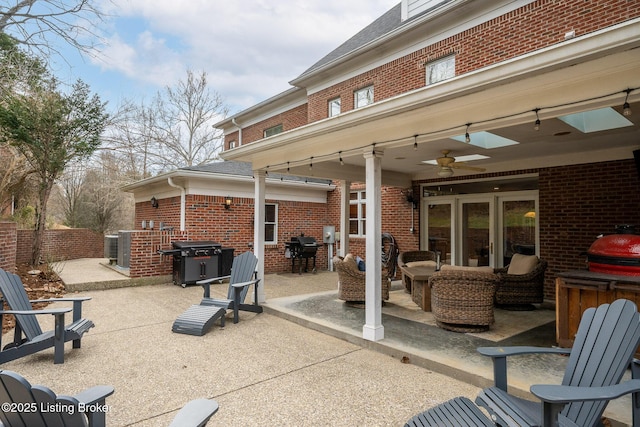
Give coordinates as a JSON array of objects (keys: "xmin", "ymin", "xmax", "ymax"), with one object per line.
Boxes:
[
  {"xmin": 0, "ymin": 0, "xmax": 104, "ymax": 60},
  {"xmin": 153, "ymin": 69, "xmax": 228, "ymax": 169}
]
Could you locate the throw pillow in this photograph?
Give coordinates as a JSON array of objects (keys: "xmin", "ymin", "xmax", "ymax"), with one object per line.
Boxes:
[
  {"xmin": 405, "ymin": 260, "xmax": 437, "ymax": 268},
  {"xmin": 507, "ymin": 253, "xmax": 539, "ymax": 275},
  {"xmin": 439, "ymin": 264, "xmax": 494, "ymax": 273}
]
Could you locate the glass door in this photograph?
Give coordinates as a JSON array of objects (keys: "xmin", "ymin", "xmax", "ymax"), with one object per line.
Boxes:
[
  {"xmin": 498, "ymin": 195, "xmax": 538, "ymax": 267},
  {"xmin": 459, "ymin": 199, "xmax": 494, "ymax": 266},
  {"xmin": 423, "ymin": 201, "xmax": 453, "ymax": 266}
]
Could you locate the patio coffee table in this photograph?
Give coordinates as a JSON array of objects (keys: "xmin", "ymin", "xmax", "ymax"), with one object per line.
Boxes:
[{"xmin": 400, "ymin": 265, "xmax": 436, "ymax": 311}]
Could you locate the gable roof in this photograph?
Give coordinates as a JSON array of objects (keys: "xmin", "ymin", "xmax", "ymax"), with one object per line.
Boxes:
[{"xmin": 297, "ymin": 3, "xmax": 402, "ymax": 79}]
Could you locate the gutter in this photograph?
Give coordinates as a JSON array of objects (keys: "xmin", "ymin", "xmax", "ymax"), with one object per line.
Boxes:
[
  {"xmin": 231, "ymin": 118, "xmax": 242, "ymax": 146},
  {"xmin": 167, "ymin": 177, "xmax": 186, "ymax": 231}
]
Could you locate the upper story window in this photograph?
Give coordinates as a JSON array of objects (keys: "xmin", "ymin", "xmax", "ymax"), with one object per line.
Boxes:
[
  {"xmin": 426, "ymin": 55, "xmax": 455, "ymax": 85},
  {"xmin": 228, "ymin": 140, "xmax": 236, "ymax": 149},
  {"xmin": 328, "ymin": 97, "xmax": 341, "ymax": 117},
  {"xmin": 349, "ymin": 190, "xmax": 366, "ymax": 236},
  {"xmin": 264, "ymin": 124, "xmax": 283, "ymax": 138},
  {"xmin": 265, "ymin": 203, "xmax": 278, "ymax": 244},
  {"xmin": 354, "ymin": 86, "xmax": 374, "ymax": 108}
]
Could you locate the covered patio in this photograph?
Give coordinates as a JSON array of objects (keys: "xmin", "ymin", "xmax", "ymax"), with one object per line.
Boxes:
[{"xmin": 220, "ymin": 20, "xmax": 640, "ymax": 342}]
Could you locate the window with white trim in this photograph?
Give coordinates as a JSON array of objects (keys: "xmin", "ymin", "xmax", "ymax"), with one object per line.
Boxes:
[
  {"xmin": 265, "ymin": 203, "xmax": 278, "ymax": 244},
  {"xmin": 354, "ymin": 86, "xmax": 374, "ymax": 108},
  {"xmin": 426, "ymin": 55, "xmax": 455, "ymax": 85},
  {"xmin": 328, "ymin": 97, "xmax": 341, "ymax": 117},
  {"xmin": 264, "ymin": 124, "xmax": 283, "ymax": 138},
  {"xmin": 349, "ymin": 190, "xmax": 366, "ymax": 236}
]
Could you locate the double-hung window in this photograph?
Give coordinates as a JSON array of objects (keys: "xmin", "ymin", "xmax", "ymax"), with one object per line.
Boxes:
[
  {"xmin": 265, "ymin": 203, "xmax": 278, "ymax": 244},
  {"xmin": 349, "ymin": 190, "xmax": 366, "ymax": 236},
  {"xmin": 264, "ymin": 124, "xmax": 283, "ymax": 138},
  {"xmin": 426, "ymin": 55, "xmax": 455, "ymax": 85},
  {"xmin": 328, "ymin": 97, "xmax": 341, "ymax": 117},
  {"xmin": 354, "ymin": 86, "xmax": 374, "ymax": 108}
]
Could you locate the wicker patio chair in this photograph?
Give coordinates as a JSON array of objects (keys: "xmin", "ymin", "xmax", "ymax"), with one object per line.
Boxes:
[
  {"xmin": 494, "ymin": 255, "xmax": 547, "ymax": 310},
  {"xmin": 334, "ymin": 255, "xmax": 390, "ymax": 303},
  {"xmin": 398, "ymin": 251, "xmax": 437, "ymax": 292},
  {"xmin": 429, "ymin": 266, "xmax": 499, "ymax": 332}
]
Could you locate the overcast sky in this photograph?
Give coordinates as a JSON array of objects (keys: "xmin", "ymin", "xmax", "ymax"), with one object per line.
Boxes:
[{"xmin": 51, "ymin": 0, "xmax": 398, "ymax": 114}]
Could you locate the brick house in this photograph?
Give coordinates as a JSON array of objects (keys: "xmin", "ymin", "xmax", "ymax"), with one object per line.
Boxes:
[
  {"xmin": 214, "ymin": 0, "xmax": 640, "ymax": 341},
  {"xmin": 122, "ymin": 161, "xmax": 334, "ymax": 276}
]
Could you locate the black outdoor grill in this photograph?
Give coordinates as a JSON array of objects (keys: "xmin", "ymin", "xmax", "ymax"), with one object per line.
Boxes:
[
  {"xmin": 158, "ymin": 241, "xmax": 225, "ymax": 287},
  {"xmin": 285, "ymin": 234, "xmax": 320, "ymax": 274}
]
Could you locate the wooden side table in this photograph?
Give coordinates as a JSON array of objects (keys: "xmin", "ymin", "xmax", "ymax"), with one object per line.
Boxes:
[
  {"xmin": 400, "ymin": 265, "xmax": 436, "ymax": 311},
  {"xmin": 556, "ymin": 270, "xmax": 640, "ymax": 357}
]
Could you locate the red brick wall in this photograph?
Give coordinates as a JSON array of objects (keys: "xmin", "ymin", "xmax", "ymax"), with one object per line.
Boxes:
[
  {"xmin": 132, "ymin": 193, "xmax": 331, "ymax": 276},
  {"xmin": 326, "ymin": 182, "xmax": 420, "ymax": 279},
  {"xmin": 15, "ymin": 229, "xmax": 103, "ymax": 264},
  {"xmin": 538, "ymin": 159, "xmax": 640, "ymax": 298},
  {"xmin": 0, "ymin": 221, "xmax": 17, "ymax": 272},
  {"xmin": 225, "ymin": 103, "xmax": 308, "ymax": 147},
  {"xmin": 307, "ymin": 0, "xmax": 640, "ymax": 122}
]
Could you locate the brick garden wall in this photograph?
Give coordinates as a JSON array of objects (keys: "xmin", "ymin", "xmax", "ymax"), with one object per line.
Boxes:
[
  {"xmin": 16, "ymin": 229, "xmax": 103, "ymax": 264},
  {"xmin": 0, "ymin": 221, "xmax": 17, "ymax": 272}
]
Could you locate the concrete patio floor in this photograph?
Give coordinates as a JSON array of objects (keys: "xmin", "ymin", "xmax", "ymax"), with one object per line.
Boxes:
[{"xmin": 1, "ymin": 259, "xmax": 633, "ymax": 426}]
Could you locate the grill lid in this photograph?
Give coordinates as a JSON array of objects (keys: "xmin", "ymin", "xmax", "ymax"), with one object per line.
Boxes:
[{"xmin": 587, "ymin": 225, "xmax": 640, "ymax": 276}]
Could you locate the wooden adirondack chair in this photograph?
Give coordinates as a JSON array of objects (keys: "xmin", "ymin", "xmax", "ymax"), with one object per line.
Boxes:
[
  {"xmin": 198, "ymin": 251, "xmax": 262, "ymax": 324},
  {"xmin": 0, "ymin": 269, "xmax": 94, "ymax": 365},
  {"xmin": 0, "ymin": 370, "xmax": 218, "ymax": 427},
  {"xmin": 406, "ymin": 299, "xmax": 640, "ymax": 427}
]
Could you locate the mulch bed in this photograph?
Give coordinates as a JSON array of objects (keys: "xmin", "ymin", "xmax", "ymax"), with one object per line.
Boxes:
[{"xmin": 1, "ymin": 264, "xmax": 66, "ymax": 335}]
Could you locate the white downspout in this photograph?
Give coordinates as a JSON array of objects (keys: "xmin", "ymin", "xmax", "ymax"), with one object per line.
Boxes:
[
  {"xmin": 231, "ymin": 118, "xmax": 242, "ymax": 146},
  {"xmin": 167, "ymin": 177, "xmax": 186, "ymax": 231}
]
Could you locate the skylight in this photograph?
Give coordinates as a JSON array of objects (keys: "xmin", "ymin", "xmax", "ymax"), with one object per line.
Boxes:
[
  {"xmin": 450, "ymin": 131, "xmax": 520, "ymax": 149},
  {"xmin": 558, "ymin": 107, "xmax": 633, "ymax": 133},
  {"xmin": 422, "ymin": 154, "xmax": 489, "ymax": 165}
]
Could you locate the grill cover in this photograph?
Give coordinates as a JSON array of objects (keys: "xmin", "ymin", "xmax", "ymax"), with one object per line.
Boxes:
[{"xmin": 587, "ymin": 226, "xmax": 640, "ymax": 276}]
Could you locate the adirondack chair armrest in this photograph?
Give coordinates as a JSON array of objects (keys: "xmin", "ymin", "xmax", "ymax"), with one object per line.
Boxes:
[
  {"xmin": 0, "ymin": 307, "xmax": 71, "ymax": 315},
  {"xmin": 198, "ymin": 275, "xmax": 231, "ymax": 298},
  {"xmin": 72, "ymin": 385, "xmax": 115, "ymax": 405},
  {"xmin": 168, "ymin": 398, "xmax": 219, "ymax": 427},
  {"xmin": 531, "ymin": 379, "xmax": 640, "ymax": 403},
  {"xmin": 30, "ymin": 296, "xmax": 92, "ymax": 303},
  {"xmin": 477, "ymin": 346, "xmax": 571, "ymax": 391},
  {"xmin": 197, "ymin": 275, "xmax": 231, "ymax": 285},
  {"xmin": 231, "ymin": 279, "xmax": 260, "ymax": 289}
]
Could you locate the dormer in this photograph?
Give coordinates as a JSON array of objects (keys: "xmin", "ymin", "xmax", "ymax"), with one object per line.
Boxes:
[{"xmin": 401, "ymin": 0, "xmax": 450, "ymax": 21}]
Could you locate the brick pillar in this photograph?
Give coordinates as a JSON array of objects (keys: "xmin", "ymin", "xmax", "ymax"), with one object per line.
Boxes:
[{"xmin": 0, "ymin": 221, "xmax": 17, "ymax": 272}]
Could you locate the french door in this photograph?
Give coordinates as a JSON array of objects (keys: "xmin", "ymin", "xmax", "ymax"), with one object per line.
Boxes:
[{"xmin": 422, "ymin": 191, "xmax": 538, "ymax": 268}]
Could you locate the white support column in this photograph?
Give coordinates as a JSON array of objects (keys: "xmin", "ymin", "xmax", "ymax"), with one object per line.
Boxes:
[
  {"xmin": 253, "ymin": 170, "xmax": 266, "ymax": 303},
  {"xmin": 339, "ymin": 180, "xmax": 350, "ymax": 257},
  {"xmin": 363, "ymin": 148, "xmax": 384, "ymax": 341}
]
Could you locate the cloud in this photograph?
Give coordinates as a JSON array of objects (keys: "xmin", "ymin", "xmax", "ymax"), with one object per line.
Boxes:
[{"xmin": 90, "ymin": 0, "xmax": 398, "ymax": 111}]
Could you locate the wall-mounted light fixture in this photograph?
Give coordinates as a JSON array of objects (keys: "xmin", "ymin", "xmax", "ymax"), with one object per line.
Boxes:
[
  {"xmin": 224, "ymin": 196, "xmax": 232, "ymax": 210},
  {"xmin": 150, "ymin": 196, "xmax": 159, "ymax": 208}
]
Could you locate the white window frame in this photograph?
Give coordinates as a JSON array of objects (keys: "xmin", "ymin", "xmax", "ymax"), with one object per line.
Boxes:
[
  {"xmin": 328, "ymin": 97, "xmax": 341, "ymax": 117},
  {"xmin": 349, "ymin": 190, "xmax": 366, "ymax": 237},
  {"xmin": 265, "ymin": 203, "xmax": 278, "ymax": 244},
  {"xmin": 354, "ymin": 86, "xmax": 374, "ymax": 108},
  {"xmin": 426, "ymin": 55, "xmax": 455, "ymax": 85},
  {"xmin": 264, "ymin": 124, "xmax": 283, "ymax": 138}
]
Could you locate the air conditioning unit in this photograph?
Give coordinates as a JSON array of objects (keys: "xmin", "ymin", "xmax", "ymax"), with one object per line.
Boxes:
[
  {"xmin": 104, "ymin": 235, "xmax": 118, "ymax": 264},
  {"xmin": 117, "ymin": 231, "xmax": 132, "ymax": 269}
]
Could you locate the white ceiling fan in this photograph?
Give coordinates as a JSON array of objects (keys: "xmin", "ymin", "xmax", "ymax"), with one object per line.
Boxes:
[{"xmin": 434, "ymin": 150, "xmax": 486, "ymax": 177}]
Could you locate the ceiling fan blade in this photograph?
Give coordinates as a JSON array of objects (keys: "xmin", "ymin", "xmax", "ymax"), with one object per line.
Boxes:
[{"xmin": 450, "ymin": 162, "xmax": 486, "ymax": 172}]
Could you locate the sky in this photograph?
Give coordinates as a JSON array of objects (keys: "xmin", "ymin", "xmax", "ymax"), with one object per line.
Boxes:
[{"xmin": 47, "ymin": 0, "xmax": 399, "ymax": 115}]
